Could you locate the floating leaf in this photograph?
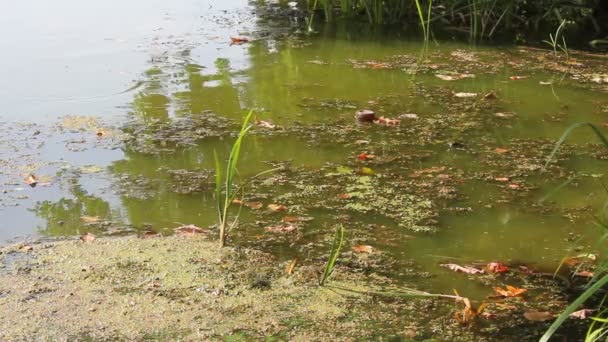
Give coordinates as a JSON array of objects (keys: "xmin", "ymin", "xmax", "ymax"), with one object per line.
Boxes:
[
  {"xmin": 575, "ymin": 270, "xmax": 594, "ymax": 278},
  {"xmin": 570, "ymin": 309, "xmax": 595, "ymax": 319},
  {"xmin": 493, "ymin": 285, "xmax": 527, "ymax": 297},
  {"xmin": 337, "ymin": 193, "xmax": 351, "ymax": 199},
  {"xmin": 176, "ymin": 224, "xmax": 206, "ymax": 237},
  {"xmin": 495, "ymin": 177, "xmax": 510, "ymax": 182},
  {"xmin": 440, "ymin": 264, "xmax": 484, "ymax": 274},
  {"xmin": 265, "ymin": 224, "xmax": 297, "ymax": 233},
  {"xmin": 352, "ymin": 245, "xmax": 373, "ymax": 253},
  {"xmin": 487, "ymin": 262, "xmax": 509, "ymax": 273},
  {"xmin": 495, "ymin": 148, "xmax": 509, "ymax": 154},
  {"xmin": 268, "ymin": 204, "xmax": 287, "ymax": 212},
  {"xmin": 230, "ymin": 36, "xmax": 250, "ymax": 44},
  {"xmin": 454, "ymin": 92, "xmax": 478, "ymax": 98},
  {"xmin": 510, "ymin": 76, "xmax": 529, "ymax": 80},
  {"xmin": 256, "ymin": 119, "xmax": 276, "ymax": 129},
  {"xmin": 140, "ymin": 230, "xmax": 159, "ymax": 239},
  {"xmin": 245, "ymin": 202, "xmax": 263, "ymax": 210},
  {"xmin": 357, "ymin": 152, "xmax": 375, "ymax": 161},
  {"xmin": 24, "ymin": 174, "xmax": 38, "ymax": 187},
  {"xmin": 80, "ymin": 232, "xmax": 96, "ymax": 243},
  {"xmin": 374, "ymin": 116, "xmax": 400, "ymax": 126},
  {"xmin": 19, "ymin": 244, "xmax": 34, "ymax": 252},
  {"xmin": 435, "ymin": 73, "xmax": 475, "ymax": 81},
  {"xmin": 524, "ymin": 311, "xmax": 553, "ymax": 322}
]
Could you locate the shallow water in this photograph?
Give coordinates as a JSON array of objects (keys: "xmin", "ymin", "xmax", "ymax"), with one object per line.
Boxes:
[{"xmin": 1, "ymin": 0, "xmax": 608, "ymax": 332}]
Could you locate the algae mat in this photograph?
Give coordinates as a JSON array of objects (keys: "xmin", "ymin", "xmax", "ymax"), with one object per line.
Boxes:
[{"xmin": 0, "ymin": 236, "xmax": 466, "ymax": 341}]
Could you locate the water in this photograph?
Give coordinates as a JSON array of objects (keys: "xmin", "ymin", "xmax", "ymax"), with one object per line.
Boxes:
[{"xmin": 1, "ymin": 0, "xmax": 608, "ymax": 321}]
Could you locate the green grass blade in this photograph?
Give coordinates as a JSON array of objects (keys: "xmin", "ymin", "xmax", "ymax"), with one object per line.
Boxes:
[
  {"xmin": 320, "ymin": 224, "xmax": 345, "ymax": 286},
  {"xmin": 544, "ymin": 122, "xmax": 608, "ymax": 170},
  {"xmin": 214, "ymin": 149, "xmax": 223, "ymax": 216},
  {"xmin": 540, "ymin": 273, "xmax": 608, "ymax": 342},
  {"xmin": 414, "ymin": 0, "xmax": 427, "ymax": 39}
]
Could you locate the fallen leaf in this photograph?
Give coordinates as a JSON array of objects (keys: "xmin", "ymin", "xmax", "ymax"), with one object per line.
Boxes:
[
  {"xmin": 268, "ymin": 204, "xmax": 287, "ymax": 212},
  {"xmin": 510, "ymin": 76, "xmax": 529, "ymax": 80},
  {"xmin": 283, "ymin": 216, "xmax": 304, "ymax": 223},
  {"xmin": 440, "ymin": 263, "xmax": 484, "ymax": 274},
  {"xmin": 96, "ymin": 129, "xmax": 106, "ymax": 137},
  {"xmin": 374, "ymin": 116, "xmax": 400, "ymax": 126},
  {"xmin": 80, "ymin": 232, "xmax": 96, "ymax": 243},
  {"xmin": 245, "ymin": 202, "xmax": 263, "ymax": 210},
  {"xmin": 454, "ymin": 92, "xmax": 478, "ymax": 98},
  {"xmin": 256, "ymin": 119, "xmax": 276, "ymax": 129},
  {"xmin": 495, "ymin": 148, "xmax": 509, "ymax": 154},
  {"xmin": 575, "ymin": 270, "xmax": 594, "ymax": 278},
  {"xmin": 265, "ymin": 224, "xmax": 297, "ymax": 233},
  {"xmin": 508, "ymin": 183, "xmax": 521, "ymax": 190},
  {"xmin": 524, "ymin": 311, "xmax": 553, "ymax": 322},
  {"xmin": 230, "ymin": 36, "xmax": 250, "ymax": 44},
  {"xmin": 337, "ymin": 193, "xmax": 351, "ymax": 199},
  {"xmin": 435, "ymin": 73, "xmax": 475, "ymax": 81},
  {"xmin": 399, "ymin": 113, "xmax": 419, "ymax": 119},
  {"xmin": 357, "ymin": 152, "xmax": 376, "ymax": 161},
  {"xmin": 570, "ymin": 309, "xmax": 596, "ymax": 319},
  {"xmin": 493, "ymin": 285, "xmax": 527, "ymax": 297},
  {"xmin": 285, "ymin": 258, "xmax": 297, "ymax": 275},
  {"xmin": 24, "ymin": 174, "xmax": 38, "ymax": 187},
  {"xmin": 19, "ymin": 244, "xmax": 34, "ymax": 252},
  {"xmin": 140, "ymin": 230, "xmax": 159, "ymax": 239},
  {"xmin": 176, "ymin": 224, "xmax": 206, "ymax": 237},
  {"xmin": 495, "ymin": 177, "xmax": 510, "ymax": 182},
  {"xmin": 232, "ymin": 198, "xmax": 243, "ymax": 205},
  {"xmin": 352, "ymin": 245, "xmax": 374, "ymax": 253},
  {"xmin": 80, "ymin": 216, "xmax": 101, "ymax": 223},
  {"xmin": 487, "ymin": 262, "xmax": 509, "ymax": 273}
]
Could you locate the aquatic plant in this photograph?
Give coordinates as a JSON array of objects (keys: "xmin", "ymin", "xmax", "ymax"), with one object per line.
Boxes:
[
  {"xmin": 414, "ymin": 0, "xmax": 433, "ymax": 41},
  {"xmin": 542, "ymin": 19, "xmax": 569, "ymax": 59},
  {"xmin": 214, "ymin": 111, "xmax": 253, "ymax": 247},
  {"xmin": 319, "ymin": 224, "xmax": 345, "ymax": 286},
  {"xmin": 541, "ymin": 122, "xmax": 608, "ymax": 341},
  {"xmin": 214, "ymin": 111, "xmax": 279, "ymax": 247}
]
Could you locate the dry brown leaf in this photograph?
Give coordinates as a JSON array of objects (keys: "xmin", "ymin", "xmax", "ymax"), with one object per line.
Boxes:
[
  {"xmin": 575, "ymin": 270, "xmax": 594, "ymax": 278},
  {"xmin": 495, "ymin": 148, "xmax": 509, "ymax": 154},
  {"xmin": 493, "ymin": 285, "xmax": 527, "ymax": 297},
  {"xmin": 570, "ymin": 309, "xmax": 595, "ymax": 319},
  {"xmin": 495, "ymin": 177, "xmax": 510, "ymax": 182},
  {"xmin": 230, "ymin": 36, "xmax": 250, "ymax": 44},
  {"xmin": 486, "ymin": 262, "xmax": 509, "ymax": 273},
  {"xmin": 265, "ymin": 224, "xmax": 297, "ymax": 233},
  {"xmin": 256, "ymin": 119, "xmax": 276, "ymax": 129},
  {"xmin": 285, "ymin": 258, "xmax": 298, "ymax": 275},
  {"xmin": 24, "ymin": 174, "xmax": 38, "ymax": 187},
  {"xmin": 268, "ymin": 204, "xmax": 287, "ymax": 212},
  {"xmin": 245, "ymin": 202, "xmax": 263, "ymax": 210},
  {"xmin": 352, "ymin": 245, "xmax": 374, "ymax": 253},
  {"xmin": 175, "ymin": 224, "xmax": 206, "ymax": 237},
  {"xmin": 140, "ymin": 230, "xmax": 159, "ymax": 239},
  {"xmin": 440, "ymin": 263, "xmax": 484, "ymax": 274},
  {"xmin": 337, "ymin": 193, "xmax": 351, "ymax": 199},
  {"xmin": 524, "ymin": 311, "xmax": 553, "ymax": 322},
  {"xmin": 19, "ymin": 244, "xmax": 34, "ymax": 252},
  {"xmin": 80, "ymin": 233, "xmax": 96, "ymax": 243}
]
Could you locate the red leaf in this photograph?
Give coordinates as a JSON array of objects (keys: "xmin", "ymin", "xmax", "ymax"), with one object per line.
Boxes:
[
  {"xmin": 487, "ymin": 262, "xmax": 509, "ymax": 273},
  {"xmin": 268, "ymin": 204, "xmax": 287, "ymax": 212},
  {"xmin": 493, "ymin": 285, "xmax": 527, "ymax": 297}
]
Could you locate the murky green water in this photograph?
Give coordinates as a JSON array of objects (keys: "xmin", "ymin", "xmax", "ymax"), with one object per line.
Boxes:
[{"xmin": 2, "ymin": 0, "xmax": 608, "ymax": 332}]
